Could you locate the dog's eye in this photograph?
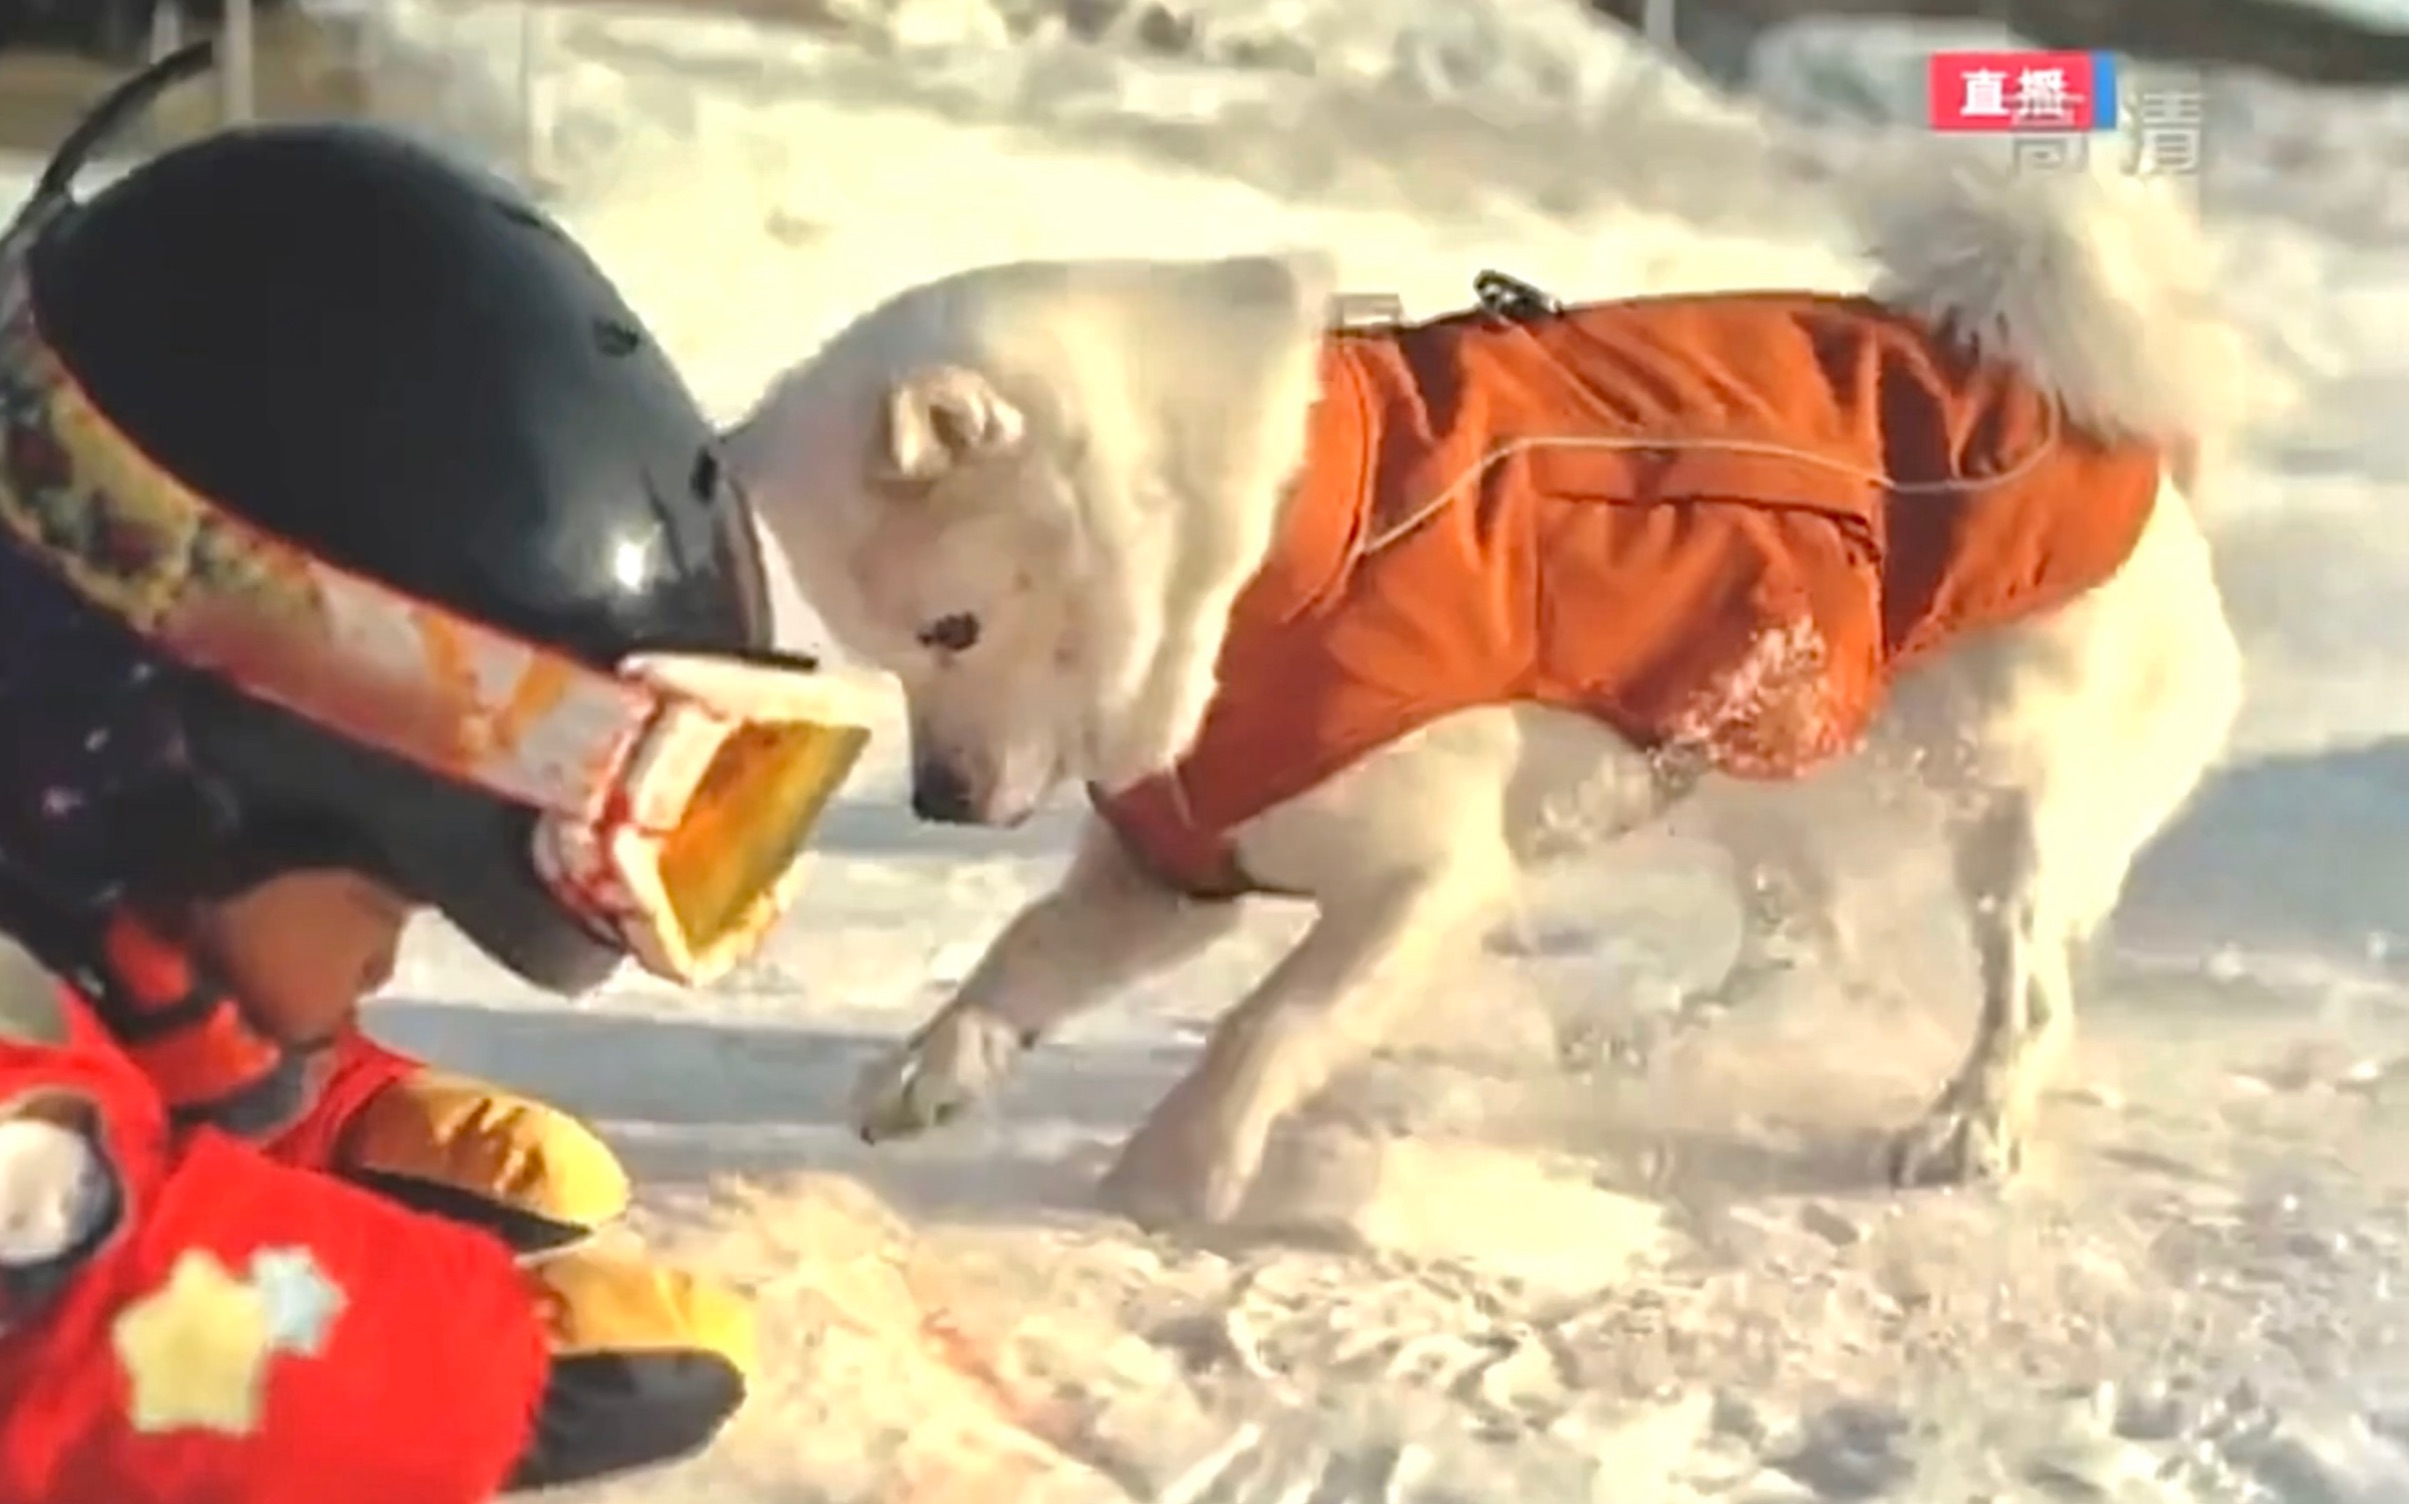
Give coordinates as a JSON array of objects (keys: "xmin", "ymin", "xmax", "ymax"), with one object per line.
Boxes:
[{"xmin": 917, "ymin": 613, "xmax": 982, "ymax": 654}]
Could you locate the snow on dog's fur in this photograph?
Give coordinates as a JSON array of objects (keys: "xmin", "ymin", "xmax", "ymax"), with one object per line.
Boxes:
[{"xmin": 727, "ymin": 154, "xmax": 2250, "ymax": 1228}]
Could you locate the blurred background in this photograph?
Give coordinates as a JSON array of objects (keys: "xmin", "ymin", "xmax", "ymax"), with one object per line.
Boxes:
[{"xmin": 1, "ymin": 0, "xmax": 2403, "ymax": 172}]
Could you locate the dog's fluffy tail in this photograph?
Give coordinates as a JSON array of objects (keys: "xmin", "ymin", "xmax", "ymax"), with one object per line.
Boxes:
[{"xmin": 1853, "ymin": 152, "xmax": 2261, "ymax": 492}]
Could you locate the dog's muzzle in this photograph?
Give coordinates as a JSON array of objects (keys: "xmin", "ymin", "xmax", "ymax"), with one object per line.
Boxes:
[{"xmin": 910, "ymin": 758, "xmax": 979, "ymax": 824}]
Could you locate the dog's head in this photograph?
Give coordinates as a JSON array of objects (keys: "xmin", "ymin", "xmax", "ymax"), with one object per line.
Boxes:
[
  {"xmin": 736, "ymin": 350, "xmax": 1086, "ymax": 828},
  {"xmin": 727, "ymin": 254, "xmax": 1336, "ymax": 828}
]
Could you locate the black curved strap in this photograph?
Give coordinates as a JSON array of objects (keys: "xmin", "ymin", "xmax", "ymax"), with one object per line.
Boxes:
[
  {"xmin": 2, "ymin": 40, "xmax": 219, "ymax": 258},
  {"xmin": 36, "ymin": 41, "xmax": 220, "ymax": 206}
]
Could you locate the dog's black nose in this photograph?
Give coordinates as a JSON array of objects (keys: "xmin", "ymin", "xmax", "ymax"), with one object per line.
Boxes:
[{"xmin": 911, "ymin": 761, "xmax": 976, "ymax": 823}]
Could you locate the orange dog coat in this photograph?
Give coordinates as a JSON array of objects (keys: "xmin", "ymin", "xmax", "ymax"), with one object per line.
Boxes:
[{"xmin": 1094, "ymin": 291, "xmax": 2166, "ymax": 896}]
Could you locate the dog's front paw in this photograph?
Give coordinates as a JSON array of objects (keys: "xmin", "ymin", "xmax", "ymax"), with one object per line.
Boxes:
[
  {"xmin": 1886, "ymin": 1097, "xmax": 2022, "ymax": 1188},
  {"xmin": 851, "ymin": 1006, "xmax": 1029, "ymax": 1144},
  {"xmin": 1097, "ymin": 1100, "xmax": 1260, "ymax": 1232}
]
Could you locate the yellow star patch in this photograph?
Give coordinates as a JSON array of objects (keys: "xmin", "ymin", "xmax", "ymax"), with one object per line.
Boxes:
[{"xmin": 112, "ymin": 1247, "xmax": 343, "ymax": 1436}]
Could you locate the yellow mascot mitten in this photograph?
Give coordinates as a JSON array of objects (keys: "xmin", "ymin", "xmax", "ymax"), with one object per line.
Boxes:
[
  {"xmin": 505, "ymin": 1247, "xmax": 759, "ymax": 1488},
  {"xmin": 274, "ymin": 1032, "xmax": 630, "ymax": 1254},
  {"xmin": 270, "ymin": 1033, "xmax": 757, "ymax": 1487}
]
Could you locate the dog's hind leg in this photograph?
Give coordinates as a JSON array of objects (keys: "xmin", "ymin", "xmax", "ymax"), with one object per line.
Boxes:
[
  {"xmin": 853, "ymin": 818, "xmax": 1243, "ymax": 1143},
  {"xmin": 1886, "ymin": 790, "xmax": 2075, "ymax": 1184},
  {"xmin": 1886, "ymin": 487, "xmax": 2241, "ymax": 1186},
  {"xmin": 1699, "ymin": 798, "xmax": 1853, "ymax": 1006}
]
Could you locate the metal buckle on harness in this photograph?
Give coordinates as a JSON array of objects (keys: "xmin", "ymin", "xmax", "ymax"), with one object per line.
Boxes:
[{"xmin": 1473, "ymin": 271, "xmax": 1563, "ymax": 321}]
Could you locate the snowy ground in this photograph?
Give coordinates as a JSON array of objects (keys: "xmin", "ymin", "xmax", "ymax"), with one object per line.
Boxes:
[{"xmin": 12, "ymin": 3, "xmax": 2409, "ymax": 1498}]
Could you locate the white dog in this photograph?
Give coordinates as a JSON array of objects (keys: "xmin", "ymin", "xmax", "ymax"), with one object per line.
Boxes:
[{"xmin": 728, "ymin": 154, "xmax": 2251, "ymax": 1228}]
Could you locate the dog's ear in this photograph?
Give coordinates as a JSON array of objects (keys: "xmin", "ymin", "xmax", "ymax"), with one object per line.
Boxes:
[{"xmin": 877, "ymin": 366, "xmax": 1026, "ymax": 484}]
